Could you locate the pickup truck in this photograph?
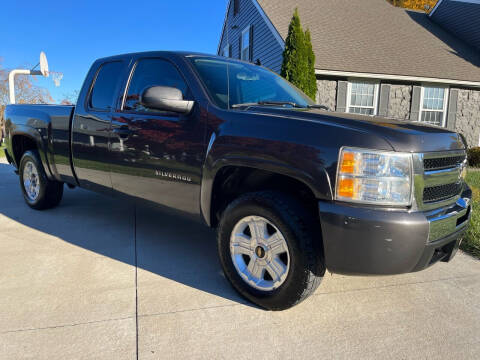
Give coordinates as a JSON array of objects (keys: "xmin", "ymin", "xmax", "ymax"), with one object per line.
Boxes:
[{"xmin": 3, "ymin": 51, "xmax": 472, "ymax": 310}]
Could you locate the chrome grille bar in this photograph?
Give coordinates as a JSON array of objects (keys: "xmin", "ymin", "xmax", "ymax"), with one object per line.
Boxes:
[{"xmin": 412, "ymin": 150, "xmax": 467, "ymax": 211}]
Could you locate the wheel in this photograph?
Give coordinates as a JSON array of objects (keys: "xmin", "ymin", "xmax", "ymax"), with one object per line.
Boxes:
[
  {"xmin": 217, "ymin": 191, "xmax": 325, "ymax": 310},
  {"xmin": 19, "ymin": 150, "xmax": 64, "ymax": 210}
]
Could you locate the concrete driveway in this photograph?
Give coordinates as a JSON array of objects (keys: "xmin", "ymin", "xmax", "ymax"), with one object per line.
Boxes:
[{"xmin": 1, "ymin": 158, "xmax": 480, "ymax": 360}]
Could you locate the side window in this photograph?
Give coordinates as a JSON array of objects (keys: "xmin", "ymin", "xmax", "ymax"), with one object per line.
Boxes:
[
  {"xmin": 89, "ymin": 61, "xmax": 124, "ymax": 111},
  {"xmin": 124, "ymin": 58, "xmax": 189, "ymax": 113}
]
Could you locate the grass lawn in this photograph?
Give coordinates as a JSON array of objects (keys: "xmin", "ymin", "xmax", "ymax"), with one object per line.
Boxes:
[
  {"xmin": 463, "ymin": 170, "xmax": 480, "ymax": 258},
  {"xmin": 0, "ymin": 143, "xmax": 5, "ymax": 158}
]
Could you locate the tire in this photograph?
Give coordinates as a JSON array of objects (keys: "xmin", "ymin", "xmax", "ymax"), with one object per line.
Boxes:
[
  {"xmin": 19, "ymin": 150, "xmax": 64, "ymax": 210},
  {"xmin": 217, "ymin": 191, "xmax": 325, "ymax": 310}
]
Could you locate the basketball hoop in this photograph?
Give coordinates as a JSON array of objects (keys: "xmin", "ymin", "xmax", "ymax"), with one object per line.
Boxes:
[
  {"xmin": 8, "ymin": 51, "xmax": 55, "ymax": 104},
  {"xmin": 39, "ymin": 51, "xmax": 49, "ymax": 77},
  {"xmin": 50, "ymin": 71, "xmax": 63, "ymax": 87}
]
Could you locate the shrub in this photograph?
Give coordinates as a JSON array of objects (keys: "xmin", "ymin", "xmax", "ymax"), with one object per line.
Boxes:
[
  {"xmin": 467, "ymin": 147, "xmax": 480, "ymax": 167},
  {"xmin": 280, "ymin": 9, "xmax": 317, "ymax": 101}
]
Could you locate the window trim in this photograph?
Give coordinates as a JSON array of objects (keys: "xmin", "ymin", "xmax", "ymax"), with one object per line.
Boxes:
[
  {"xmin": 346, "ymin": 80, "xmax": 380, "ymax": 116},
  {"xmin": 120, "ymin": 57, "xmax": 191, "ymax": 116},
  {"xmin": 240, "ymin": 25, "xmax": 251, "ymax": 61},
  {"xmin": 418, "ymin": 85, "xmax": 449, "ymax": 127},
  {"xmin": 222, "ymin": 43, "xmax": 230, "ymax": 58}
]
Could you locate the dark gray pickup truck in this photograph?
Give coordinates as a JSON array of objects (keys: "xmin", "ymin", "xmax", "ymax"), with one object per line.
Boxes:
[{"xmin": 3, "ymin": 51, "xmax": 472, "ymax": 310}]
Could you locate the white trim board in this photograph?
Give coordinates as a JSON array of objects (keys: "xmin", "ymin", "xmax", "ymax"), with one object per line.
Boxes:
[
  {"xmin": 315, "ymin": 69, "xmax": 480, "ymax": 88},
  {"xmin": 252, "ymin": 0, "xmax": 285, "ymax": 49},
  {"xmin": 429, "ymin": 0, "xmax": 444, "ymax": 16}
]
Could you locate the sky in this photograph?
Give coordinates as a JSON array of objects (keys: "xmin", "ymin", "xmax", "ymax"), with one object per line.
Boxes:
[{"xmin": 1, "ymin": 0, "xmax": 227, "ymax": 103}]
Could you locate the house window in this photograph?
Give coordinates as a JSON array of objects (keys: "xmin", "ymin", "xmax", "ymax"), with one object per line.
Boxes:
[
  {"xmin": 419, "ymin": 86, "xmax": 448, "ymax": 127},
  {"xmin": 222, "ymin": 44, "xmax": 230, "ymax": 58},
  {"xmin": 241, "ymin": 26, "xmax": 250, "ymax": 60},
  {"xmin": 233, "ymin": 0, "xmax": 239, "ymax": 16},
  {"xmin": 347, "ymin": 81, "xmax": 379, "ymax": 115}
]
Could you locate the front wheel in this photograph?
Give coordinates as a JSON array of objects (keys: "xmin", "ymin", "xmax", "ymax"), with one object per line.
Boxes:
[
  {"xmin": 19, "ymin": 150, "xmax": 64, "ymax": 210},
  {"xmin": 217, "ymin": 191, "xmax": 325, "ymax": 310}
]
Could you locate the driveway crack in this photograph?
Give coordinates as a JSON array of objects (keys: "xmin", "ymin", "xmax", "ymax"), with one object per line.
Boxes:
[{"xmin": 134, "ymin": 204, "xmax": 139, "ymax": 360}]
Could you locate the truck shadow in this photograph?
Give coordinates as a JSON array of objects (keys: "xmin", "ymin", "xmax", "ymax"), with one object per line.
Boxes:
[{"xmin": 0, "ymin": 163, "xmax": 252, "ymax": 308}]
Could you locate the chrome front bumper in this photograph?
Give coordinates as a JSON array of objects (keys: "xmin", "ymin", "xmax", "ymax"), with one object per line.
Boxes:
[{"xmin": 427, "ymin": 192, "xmax": 472, "ymax": 242}]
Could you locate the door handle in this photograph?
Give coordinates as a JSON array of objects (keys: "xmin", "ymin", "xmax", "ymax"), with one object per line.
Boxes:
[{"xmin": 113, "ymin": 126, "xmax": 133, "ymax": 139}]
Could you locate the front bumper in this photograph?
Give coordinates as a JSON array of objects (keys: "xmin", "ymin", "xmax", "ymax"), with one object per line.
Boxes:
[{"xmin": 319, "ymin": 187, "xmax": 472, "ymax": 275}]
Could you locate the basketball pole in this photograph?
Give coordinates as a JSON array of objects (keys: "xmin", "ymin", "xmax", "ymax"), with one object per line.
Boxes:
[
  {"xmin": 8, "ymin": 51, "xmax": 50, "ymax": 104},
  {"xmin": 8, "ymin": 69, "xmax": 44, "ymax": 104}
]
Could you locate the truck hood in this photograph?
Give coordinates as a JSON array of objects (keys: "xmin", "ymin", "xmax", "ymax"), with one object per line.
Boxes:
[{"xmin": 249, "ymin": 107, "xmax": 465, "ymax": 153}]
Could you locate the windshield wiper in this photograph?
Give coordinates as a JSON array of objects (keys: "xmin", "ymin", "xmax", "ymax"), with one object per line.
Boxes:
[
  {"xmin": 231, "ymin": 101, "xmax": 306, "ymax": 109},
  {"xmin": 307, "ymin": 104, "xmax": 330, "ymax": 111}
]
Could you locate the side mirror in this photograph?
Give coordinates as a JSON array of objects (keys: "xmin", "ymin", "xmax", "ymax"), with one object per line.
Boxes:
[{"xmin": 140, "ymin": 86, "xmax": 194, "ymax": 114}]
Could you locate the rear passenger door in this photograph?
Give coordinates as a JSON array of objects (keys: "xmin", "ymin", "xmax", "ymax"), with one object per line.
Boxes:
[
  {"xmin": 109, "ymin": 57, "xmax": 205, "ymax": 214},
  {"xmin": 72, "ymin": 60, "xmax": 126, "ymax": 193}
]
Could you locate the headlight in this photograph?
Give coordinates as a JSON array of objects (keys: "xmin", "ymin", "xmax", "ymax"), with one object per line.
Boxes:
[{"xmin": 335, "ymin": 147, "xmax": 413, "ymax": 206}]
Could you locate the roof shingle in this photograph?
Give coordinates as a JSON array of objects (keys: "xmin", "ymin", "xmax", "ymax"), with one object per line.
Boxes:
[{"xmin": 257, "ymin": 0, "xmax": 480, "ymax": 82}]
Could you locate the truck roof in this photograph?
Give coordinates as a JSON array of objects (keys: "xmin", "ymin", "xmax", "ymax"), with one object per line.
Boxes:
[
  {"xmin": 95, "ymin": 50, "xmax": 218, "ymax": 62},
  {"xmin": 93, "ymin": 51, "xmax": 258, "ymax": 68}
]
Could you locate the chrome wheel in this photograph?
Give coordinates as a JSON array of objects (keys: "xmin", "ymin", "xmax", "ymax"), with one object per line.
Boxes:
[
  {"xmin": 230, "ymin": 216, "xmax": 290, "ymax": 291},
  {"xmin": 23, "ymin": 161, "xmax": 40, "ymax": 201}
]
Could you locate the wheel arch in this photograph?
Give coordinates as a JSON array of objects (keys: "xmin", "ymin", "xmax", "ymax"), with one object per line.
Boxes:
[
  {"xmin": 201, "ymin": 157, "xmax": 332, "ymax": 227},
  {"xmin": 10, "ymin": 127, "xmax": 52, "ymax": 179}
]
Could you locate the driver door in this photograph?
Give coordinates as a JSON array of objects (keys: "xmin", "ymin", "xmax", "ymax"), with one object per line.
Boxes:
[{"xmin": 109, "ymin": 57, "xmax": 205, "ymax": 215}]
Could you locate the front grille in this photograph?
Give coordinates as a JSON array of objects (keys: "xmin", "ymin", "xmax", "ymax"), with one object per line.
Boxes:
[
  {"xmin": 423, "ymin": 182, "xmax": 463, "ymax": 203},
  {"xmin": 424, "ymin": 155, "xmax": 465, "ymax": 171}
]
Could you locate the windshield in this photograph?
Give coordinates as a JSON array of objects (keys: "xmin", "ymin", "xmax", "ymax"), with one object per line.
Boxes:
[{"xmin": 189, "ymin": 57, "xmax": 315, "ymax": 109}]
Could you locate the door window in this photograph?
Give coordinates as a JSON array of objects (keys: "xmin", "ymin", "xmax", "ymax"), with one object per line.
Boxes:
[
  {"xmin": 124, "ymin": 58, "xmax": 189, "ymax": 113},
  {"xmin": 89, "ymin": 61, "xmax": 124, "ymax": 111}
]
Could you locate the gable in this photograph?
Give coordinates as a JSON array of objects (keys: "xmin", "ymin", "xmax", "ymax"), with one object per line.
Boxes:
[
  {"xmin": 430, "ymin": 0, "xmax": 480, "ymax": 51},
  {"xmin": 217, "ymin": 0, "xmax": 284, "ymax": 73}
]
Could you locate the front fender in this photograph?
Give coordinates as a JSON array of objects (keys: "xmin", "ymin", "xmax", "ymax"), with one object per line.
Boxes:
[{"xmin": 200, "ymin": 134, "xmax": 333, "ymax": 226}]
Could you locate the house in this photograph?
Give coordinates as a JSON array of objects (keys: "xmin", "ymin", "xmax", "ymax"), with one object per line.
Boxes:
[{"xmin": 217, "ymin": 0, "xmax": 480, "ymax": 147}]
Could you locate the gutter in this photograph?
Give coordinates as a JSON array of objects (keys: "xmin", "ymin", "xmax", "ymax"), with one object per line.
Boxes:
[{"xmin": 315, "ymin": 69, "xmax": 480, "ymax": 88}]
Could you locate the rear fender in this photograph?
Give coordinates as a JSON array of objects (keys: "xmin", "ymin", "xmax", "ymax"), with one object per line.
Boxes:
[{"xmin": 8, "ymin": 125, "xmax": 54, "ymax": 180}]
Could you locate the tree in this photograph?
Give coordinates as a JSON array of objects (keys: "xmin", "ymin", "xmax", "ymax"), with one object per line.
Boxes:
[
  {"xmin": 280, "ymin": 8, "xmax": 317, "ymax": 101},
  {"xmin": 388, "ymin": 0, "xmax": 438, "ymax": 12},
  {"xmin": 0, "ymin": 60, "xmax": 52, "ymax": 139},
  {"xmin": 60, "ymin": 90, "xmax": 80, "ymax": 105},
  {"xmin": 304, "ymin": 29, "xmax": 317, "ymax": 101}
]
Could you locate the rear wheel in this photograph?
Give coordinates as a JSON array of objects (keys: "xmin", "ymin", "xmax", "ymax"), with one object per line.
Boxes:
[
  {"xmin": 19, "ymin": 150, "xmax": 63, "ymax": 210},
  {"xmin": 217, "ymin": 191, "xmax": 325, "ymax": 310}
]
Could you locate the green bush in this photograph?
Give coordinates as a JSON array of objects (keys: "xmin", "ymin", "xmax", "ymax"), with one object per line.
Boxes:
[
  {"xmin": 280, "ymin": 8, "xmax": 317, "ymax": 101},
  {"xmin": 467, "ymin": 147, "xmax": 480, "ymax": 167}
]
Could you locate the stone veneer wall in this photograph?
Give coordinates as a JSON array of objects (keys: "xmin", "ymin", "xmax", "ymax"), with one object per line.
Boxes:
[
  {"xmin": 455, "ymin": 89, "xmax": 480, "ymax": 148},
  {"xmin": 316, "ymin": 80, "xmax": 337, "ymax": 111},
  {"xmin": 314, "ymin": 78, "xmax": 480, "ymax": 148},
  {"xmin": 387, "ymin": 85, "xmax": 412, "ymax": 120}
]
